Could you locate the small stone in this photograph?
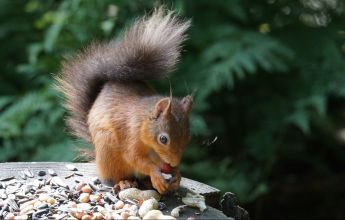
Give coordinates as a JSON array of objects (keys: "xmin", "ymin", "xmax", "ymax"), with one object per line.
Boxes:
[
  {"xmin": 187, "ymin": 217, "xmax": 196, "ymax": 220},
  {"xmin": 79, "ymin": 193, "xmax": 90, "ymax": 203},
  {"xmin": 37, "ymin": 171, "xmax": 46, "ymax": 176}
]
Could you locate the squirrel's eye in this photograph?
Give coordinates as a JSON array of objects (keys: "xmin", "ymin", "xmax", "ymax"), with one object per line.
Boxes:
[{"xmin": 158, "ymin": 133, "xmax": 169, "ymax": 145}]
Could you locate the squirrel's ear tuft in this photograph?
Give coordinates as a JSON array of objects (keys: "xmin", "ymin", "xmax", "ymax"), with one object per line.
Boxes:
[
  {"xmin": 181, "ymin": 95, "xmax": 193, "ymax": 114},
  {"xmin": 153, "ymin": 97, "xmax": 171, "ymax": 119}
]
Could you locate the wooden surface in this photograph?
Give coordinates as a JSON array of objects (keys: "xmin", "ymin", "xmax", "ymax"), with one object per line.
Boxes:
[{"xmin": 0, "ymin": 162, "xmax": 231, "ymax": 219}]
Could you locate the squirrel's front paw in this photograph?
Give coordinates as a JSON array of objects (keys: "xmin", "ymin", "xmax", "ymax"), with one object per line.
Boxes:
[
  {"xmin": 168, "ymin": 170, "xmax": 181, "ymax": 191},
  {"xmin": 150, "ymin": 169, "xmax": 169, "ymax": 194}
]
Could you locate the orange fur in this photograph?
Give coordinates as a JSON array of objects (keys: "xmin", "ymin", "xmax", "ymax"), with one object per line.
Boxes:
[
  {"xmin": 88, "ymin": 82, "xmax": 192, "ymax": 193},
  {"xmin": 57, "ymin": 8, "xmax": 192, "ymax": 194}
]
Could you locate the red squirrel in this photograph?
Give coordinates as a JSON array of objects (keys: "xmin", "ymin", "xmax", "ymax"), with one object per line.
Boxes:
[{"xmin": 56, "ymin": 8, "xmax": 192, "ymax": 194}]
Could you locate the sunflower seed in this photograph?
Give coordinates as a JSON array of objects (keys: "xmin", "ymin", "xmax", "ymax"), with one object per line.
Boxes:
[
  {"xmin": 23, "ymin": 169, "xmax": 34, "ymax": 178},
  {"xmin": 64, "ymin": 173, "xmax": 74, "ymax": 179},
  {"xmin": 7, "ymin": 199, "xmax": 19, "ymax": 211},
  {"xmin": 65, "ymin": 164, "xmax": 77, "ymax": 171},
  {"xmin": 19, "ymin": 172, "xmax": 27, "ymax": 180},
  {"xmin": 51, "ymin": 177, "xmax": 68, "ymax": 188},
  {"xmin": 47, "ymin": 169, "xmax": 57, "ymax": 176},
  {"xmin": 0, "ymin": 177, "xmax": 15, "ymax": 182},
  {"xmin": 74, "ymin": 172, "xmax": 83, "ymax": 176}
]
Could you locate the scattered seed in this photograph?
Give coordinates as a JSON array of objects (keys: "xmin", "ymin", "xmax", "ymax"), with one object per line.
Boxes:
[
  {"xmin": 37, "ymin": 171, "xmax": 46, "ymax": 177},
  {"xmin": 36, "ymin": 203, "xmax": 48, "ymax": 210},
  {"xmin": 105, "ymin": 192, "xmax": 117, "ymax": 204},
  {"xmin": 47, "ymin": 169, "xmax": 57, "ymax": 176},
  {"xmin": 0, "ymin": 167, "xmax": 185, "ymax": 220},
  {"xmin": 158, "ymin": 202, "xmax": 167, "ymax": 210},
  {"xmin": 4, "ymin": 212, "xmax": 15, "ymax": 220},
  {"xmin": 0, "ymin": 177, "xmax": 15, "ymax": 182},
  {"xmin": 92, "ymin": 177, "xmax": 101, "ymax": 185},
  {"xmin": 74, "ymin": 172, "xmax": 83, "ymax": 176},
  {"xmin": 65, "ymin": 164, "xmax": 77, "ymax": 171},
  {"xmin": 46, "ymin": 197, "xmax": 56, "ymax": 205},
  {"xmin": 23, "ymin": 169, "xmax": 34, "ymax": 178},
  {"xmin": 114, "ymin": 200, "xmax": 124, "ymax": 210},
  {"xmin": 51, "ymin": 177, "xmax": 68, "ymax": 188},
  {"xmin": 64, "ymin": 173, "xmax": 74, "ymax": 179},
  {"xmin": 79, "ymin": 193, "xmax": 90, "ymax": 203},
  {"xmin": 81, "ymin": 185, "xmax": 92, "ymax": 194}
]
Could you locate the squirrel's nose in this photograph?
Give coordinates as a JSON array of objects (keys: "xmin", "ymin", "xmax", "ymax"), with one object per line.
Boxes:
[{"xmin": 170, "ymin": 157, "xmax": 180, "ymax": 167}]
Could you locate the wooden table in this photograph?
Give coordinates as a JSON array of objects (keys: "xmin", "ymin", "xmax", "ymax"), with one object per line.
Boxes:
[{"xmin": 0, "ymin": 162, "xmax": 249, "ymax": 220}]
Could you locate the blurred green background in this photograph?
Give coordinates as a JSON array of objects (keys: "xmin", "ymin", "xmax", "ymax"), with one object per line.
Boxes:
[{"xmin": 1, "ymin": 0, "xmax": 345, "ymax": 219}]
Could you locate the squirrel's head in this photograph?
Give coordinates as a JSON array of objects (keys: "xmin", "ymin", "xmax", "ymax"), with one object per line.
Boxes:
[{"xmin": 141, "ymin": 96, "xmax": 193, "ymax": 168}]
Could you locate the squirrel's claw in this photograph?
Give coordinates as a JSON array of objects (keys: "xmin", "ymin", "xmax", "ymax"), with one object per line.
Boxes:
[{"xmin": 150, "ymin": 170, "xmax": 170, "ymax": 194}]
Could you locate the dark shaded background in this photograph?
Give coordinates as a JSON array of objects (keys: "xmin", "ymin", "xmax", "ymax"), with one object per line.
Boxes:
[{"xmin": 1, "ymin": 0, "xmax": 345, "ymax": 219}]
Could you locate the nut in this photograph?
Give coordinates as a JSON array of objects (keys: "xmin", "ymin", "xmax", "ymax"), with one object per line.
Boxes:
[
  {"xmin": 114, "ymin": 200, "xmax": 124, "ymax": 210},
  {"xmin": 79, "ymin": 193, "xmax": 90, "ymax": 203},
  {"xmin": 81, "ymin": 185, "xmax": 92, "ymax": 193},
  {"xmin": 139, "ymin": 198, "xmax": 159, "ymax": 217}
]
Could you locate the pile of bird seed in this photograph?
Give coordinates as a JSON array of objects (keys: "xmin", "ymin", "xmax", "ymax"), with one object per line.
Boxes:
[{"xmin": 0, "ymin": 165, "xmax": 179, "ymax": 220}]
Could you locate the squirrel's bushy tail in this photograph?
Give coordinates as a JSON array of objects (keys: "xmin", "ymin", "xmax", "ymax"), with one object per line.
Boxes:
[{"xmin": 56, "ymin": 7, "xmax": 190, "ymax": 142}]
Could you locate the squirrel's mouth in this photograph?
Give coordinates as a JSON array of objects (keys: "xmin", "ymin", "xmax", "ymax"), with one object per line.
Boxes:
[
  {"xmin": 160, "ymin": 163, "xmax": 173, "ymax": 174},
  {"xmin": 148, "ymin": 150, "xmax": 175, "ymax": 173}
]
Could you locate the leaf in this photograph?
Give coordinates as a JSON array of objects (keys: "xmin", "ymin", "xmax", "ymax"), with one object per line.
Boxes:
[{"xmin": 286, "ymin": 110, "xmax": 310, "ymax": 134}]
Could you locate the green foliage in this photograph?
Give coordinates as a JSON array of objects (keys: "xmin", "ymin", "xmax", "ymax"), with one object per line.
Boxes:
[{"xmin": 1, "ymin": 0, "xmax": 345, "ymax": 208}]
